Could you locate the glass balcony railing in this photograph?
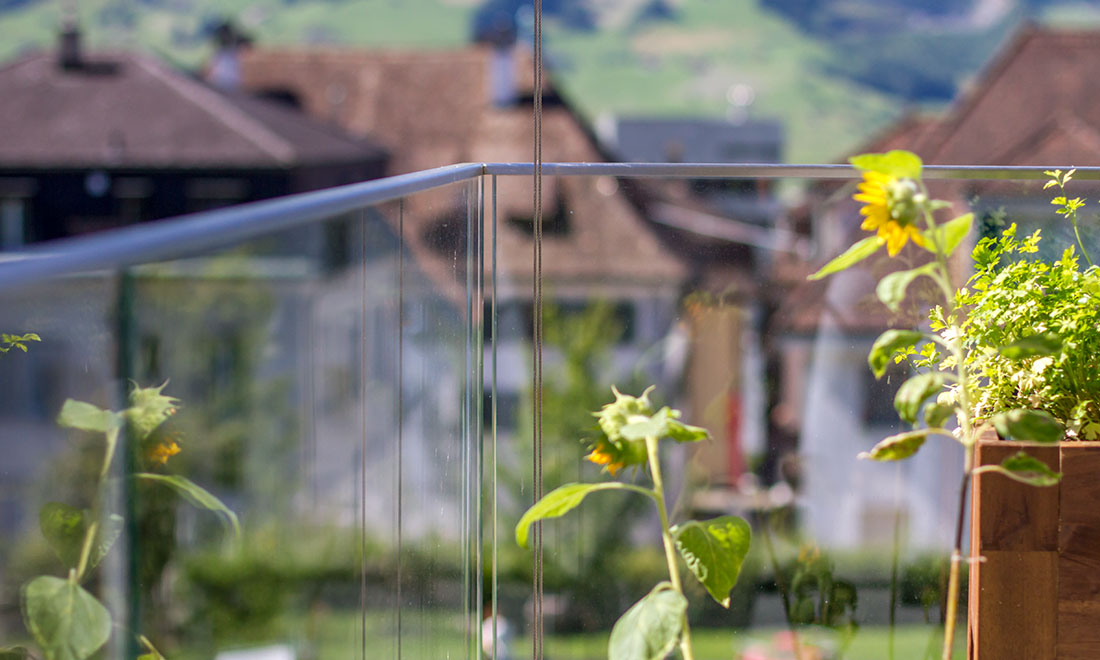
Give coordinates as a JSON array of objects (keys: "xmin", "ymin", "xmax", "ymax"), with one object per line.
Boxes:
[{"xmin": 0, "ymin": 162, "xmax": 1095, "ymax": 660}]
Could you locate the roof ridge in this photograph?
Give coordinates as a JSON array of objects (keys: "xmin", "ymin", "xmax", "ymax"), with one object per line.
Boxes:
[
  {"xmin": 989, "ymin": 112, "xmax": 1100, "ymax": 165},
  {"xmin": 132, "ymin": 54, "xmax": 295, "ymax": 164},
  {"xmin": 924, "ymin": 26, "xmax": 1038, "ymax": 162}
]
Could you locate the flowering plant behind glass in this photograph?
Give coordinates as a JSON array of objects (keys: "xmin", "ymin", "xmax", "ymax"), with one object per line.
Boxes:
[
  {"xmin": 1, "ymin": 383, "xmax": 239, "ymax": 660},
  {"xmin": 515, "ymin": 386, "xmax": 752, "ymax": 660},
  {"xmin": 809, "ymin": 150, "xmax": 1070, "ymax": 660}
]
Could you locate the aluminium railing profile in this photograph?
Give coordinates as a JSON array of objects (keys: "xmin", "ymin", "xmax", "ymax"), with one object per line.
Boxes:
[{"xmin": 0, "ymin": 162, "xmax": 1094, "ymax": 291}]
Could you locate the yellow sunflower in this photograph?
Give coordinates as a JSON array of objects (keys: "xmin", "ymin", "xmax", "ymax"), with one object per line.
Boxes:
[
  {"xmin": 585, "ymin": 446, "xmax": 626, "ymax": 475},
  {"xmin": 854, "ymin": 171, "xmax": 926, "ymax": 256},
  {"xmin": 149, "ymin": 440, "xmax": 181, "ymax": 466}
]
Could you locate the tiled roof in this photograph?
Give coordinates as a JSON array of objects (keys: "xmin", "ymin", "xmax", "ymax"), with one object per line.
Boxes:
[
  {"xmin": 0, "ymin": 50, "xmax": 385, "ymax": 169},
  {"xmin": 238, "ymin": 46, "xmax": 687, "ymax": 298},
  {"xmin": 877, "ymin": 26, "xmax": 1100, "ymax": 167}
]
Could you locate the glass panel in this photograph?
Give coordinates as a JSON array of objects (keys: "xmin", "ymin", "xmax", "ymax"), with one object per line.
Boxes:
[
  {"xmin": 489, "ymin": 171, "xmax": 1087, "ymax": 660},
  {"xmin": 0, "ymin": 177, "xmax": 483, "ymax": 660}
]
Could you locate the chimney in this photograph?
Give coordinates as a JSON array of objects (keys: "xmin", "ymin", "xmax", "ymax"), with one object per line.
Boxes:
[
  {"xmin": 58, "ymin": 22, "xmax": 82, "ymax": 70},
  {"xmin": 474, "ymin": 10, "xmax": 518, "ymax": 107},
  {"xmin": 206, "ymin": 21, "xmax": 251, "ymax": 91}
]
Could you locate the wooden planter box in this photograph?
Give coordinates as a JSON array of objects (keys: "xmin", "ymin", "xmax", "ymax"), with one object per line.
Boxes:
[{"xmin": 969, "ymin": 439, "xmax": 1100, "ymax": 659}]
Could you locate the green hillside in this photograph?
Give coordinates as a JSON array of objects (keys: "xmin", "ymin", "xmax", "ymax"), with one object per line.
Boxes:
[{"xmin": 2, "ymin": 0, "xmax": 1099, "ymax": 162}]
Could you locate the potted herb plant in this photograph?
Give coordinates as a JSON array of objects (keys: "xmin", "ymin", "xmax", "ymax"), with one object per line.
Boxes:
[
  {"xmin": 809, "ymin": 152, "xmax": 1096, "ymax": 660},
  {"xmin": 956, "ymin": 174, "xmax": 1100, "ymax": 660}
]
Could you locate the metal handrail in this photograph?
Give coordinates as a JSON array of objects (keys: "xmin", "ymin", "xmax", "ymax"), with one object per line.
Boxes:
[
  {"xmin": 0, "ymin": 163, "xmax": 484, "ymax": 291},
  {"xmin": 1, "ymin": 161, "xmax": 1096, "ymax": 291},
  {"xmin": 484, "ymin": 162, "xmax": 1100, "ymax": 179}
]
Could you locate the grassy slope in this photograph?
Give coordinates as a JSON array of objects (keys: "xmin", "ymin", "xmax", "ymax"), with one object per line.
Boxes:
[{"xmin": 547, "ymin": 0, "xmax": 902, "ymax": 162}]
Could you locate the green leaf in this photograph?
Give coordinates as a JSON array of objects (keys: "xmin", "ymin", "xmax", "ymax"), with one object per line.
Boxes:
[
  {"xmin": 925, "ymin": 213, "xmax": 973, "ymax": 257},
  {"xmin": 672, "ymin": 516, "xmax": 752, "ymax": 608},
  {"xmin": 56, "ymin": 400, "xmax": 118, "ymax": 434},
  {"xmin": 619, "ymin": 408, "xmax": 672, "ymax": 441},
  {"xmin": 858, "ymin": 429, "xmax": 932, "ymax": 461},
  {"xmin": 39, "ymin": 505, "xmax": 124, "ymax": 573},
  {"xmin": 0, "ymin": 647, "xmax": 30, "ymax": 659},
  {"xmin": 894, "ymin": 372, "xmax": 951, "ymax": 424},
  {"xmin": 868, "ymin": 329, "xmax": 923, "ymax": 379},
  {"xmin": 619, "ymin": 407, "xmax": 709, "ymax": 443},
  {"xmin": 137, "ymin": 474, "xmax": 240, "ymax": 538},
  {"xmin": 515, "ymin": 482, "xmax": 645, "ymax": 549},
  {"xmin": 608, "ymin": 583, "xmax": 686, "ymax": 660},
  {"xmin": 39, "ymin": 503, "xmax": 85, "ymax": 570},
  {"xmin": 982, "ymin": 451, "xmax": 1062, "ymax": 487},
  {"xmin": 999, "ymin": 333, "xmax": 1063, "ymax": 359},
  {"xmin": 22, "ymin": 576, "xmax": 111, "ymax": 660},
  {"xmin": 876, "ymin": 263, "xmax": 937, "ymax": 313},
  {"xmin": 850, "ymin": 150, "xmax": 923, "ymax": 179},
  {"xmin": 808, "ymin": 236, "xmax": 881, "ymax": 280},
  {"xmin": 91, "ymin": 515, "xmax": 124, "ymax": 571},
  {"xmin": 924, "ymin": 401, "xmax": 955, "ymax": 429},
  {"xmin": 665, "ymin": 420, "xmax": 709, "ymax": 443},
  {"xmin": 991, "ymin": 409, "xmax": 1064, "ymax": 443}
]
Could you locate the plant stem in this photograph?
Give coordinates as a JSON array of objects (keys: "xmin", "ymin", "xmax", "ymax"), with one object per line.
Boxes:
[
  {"xmin": 920, "ymin": 199, "xmax": 975, "ymax": 660},
  {"xmin": 941, "ymin": 445, "xmax": 973, "ymax": 660},
  {"xmin": 1072, "ymin": 217, "xmax": 1093, "ymax": 267},
  {"xmin": 645, "ymin": 434, "xmax": 695, "ymax": 660},
  {"xmin": 76, "ymin": 427, "xmax": 119, "ymax": 582},
  {"xmin": 758, "ymin": 511, "xmax": 805, "ymax": 660}
]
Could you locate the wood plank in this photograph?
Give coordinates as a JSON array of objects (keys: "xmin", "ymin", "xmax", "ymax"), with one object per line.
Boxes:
[
  {"xmin": 975, "ymin": 442, "xmax": 1060, "ymax": 551},
  {"xmin": 972, "ymin": 550, "xmax": 1058, "ymax": 660},
  {"xmin": 1058, "ymin": 601, "xmax": 1100, "ymax": 660},
  {"xmin": 1057, "ymin": 446, "xmax": 1100, "ymax": 656}
]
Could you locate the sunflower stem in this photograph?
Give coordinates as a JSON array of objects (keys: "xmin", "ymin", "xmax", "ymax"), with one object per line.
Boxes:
[{"xmin": 645, "ymin": 434, "xmax": 695, "ymax": 660}]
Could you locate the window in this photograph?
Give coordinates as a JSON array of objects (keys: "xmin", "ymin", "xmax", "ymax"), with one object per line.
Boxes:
[{"xmin": 0, "ymin": 199, "xmax": 25, "ymax": 249}]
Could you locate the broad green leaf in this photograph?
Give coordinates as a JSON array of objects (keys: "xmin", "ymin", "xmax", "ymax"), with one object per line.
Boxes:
[
  {"xmin": 850, "ymin": 150, "xmax": 923, "ymax": 179},
  {"xmin": 608, "ymin": 583, "xmax": 686, "ymax": 660},
  {"xmin": 894, "ymin": 372, "xmax": 951, "ymax": 424},
  {"xmin": 22, "ymin": 576, "xmax": 111, "ymax": 660},
  {"xmin": 90, "ymin": 514, "xmax": 124, "ymax": 571},
  {"xmin": 999, "ymin": 333, "xmax": 1063, "ymax": 360},
  {"xmin": 665, "ymin": 420, "xmax": 709, "ymax": 443},
  {"xmin": 991, "ymin": 409, "xmax": 1064, "ymax": 443},
  {"xmin": 619, "ymin": 408, "xmax": 672, "ymax": 441},
  {"xmin": 39, "ymin": 506, "xmax": 124, "ymax": 572},
  {"xmin": 924, "ymin": 213, "xmax": 973, "ymax": 257},
  {"xmin": 672, "ymin": 516, "xmax": 751, "ymax": 607},
  {"xmin": 137, "ymin": 474, "xmax": 240, "ymax": 538},
  {"xmin": 39, "ymin": 503, "xmax": 85, "ymax": 569},
  {"xmin": 56, "ymin": 400, "xmax": 118, "ymax": 434},
  {"xmin": 0, "ymin": 647, "xmax": 30, "ymax": 659},
  {"xmin": 618, "ymin": 408, "xmax": 708, "ymax": 443},
  {"xmin": 515, "ymin": 482, "xmax": 645, "ymax": 549},
  {"xmin": 808, "ymin": 236, "xmax": 881, "ymax": 281},
  {"xmin": 924, "ymin": 401, "xmax": 955, "ymax": 429},
  {"xmin": 868, "ymin": 329, "xmax": 923, "ymax": 378},
  {"xmin": 858, "ymin": 429, "xmax": 931, "ymax": 461},
  {"xmin": 876, "ymin": 263, "xmax": 937, "ymax": 313},
  {"xmin": 982, "ymin": 451, "xmax": 1062, "ymax": 487},
  {"xmin": 39, "ymin": 505, "xmax": 124, "ymax": 573}
]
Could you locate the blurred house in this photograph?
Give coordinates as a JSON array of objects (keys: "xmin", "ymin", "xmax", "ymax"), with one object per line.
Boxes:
[
  {"xmin": 597, "ymin": 116, "xmax": 801, "ymax": 490},
  {"xmin": 0, "ymin": 26, "xmax": 386, "ymax": 248},
  {"xmin": 232, "ymin": 42, "xmax": 690, "ymax": 437},
  {"xmin": 784, "ymin": 25, "xmax": 1100, "ymax": 549}
]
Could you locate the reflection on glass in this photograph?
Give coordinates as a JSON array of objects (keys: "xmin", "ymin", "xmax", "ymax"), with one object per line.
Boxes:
[{"xmin": 2, "ymin": 170, "xmax": 1090, "ymax": 660}]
